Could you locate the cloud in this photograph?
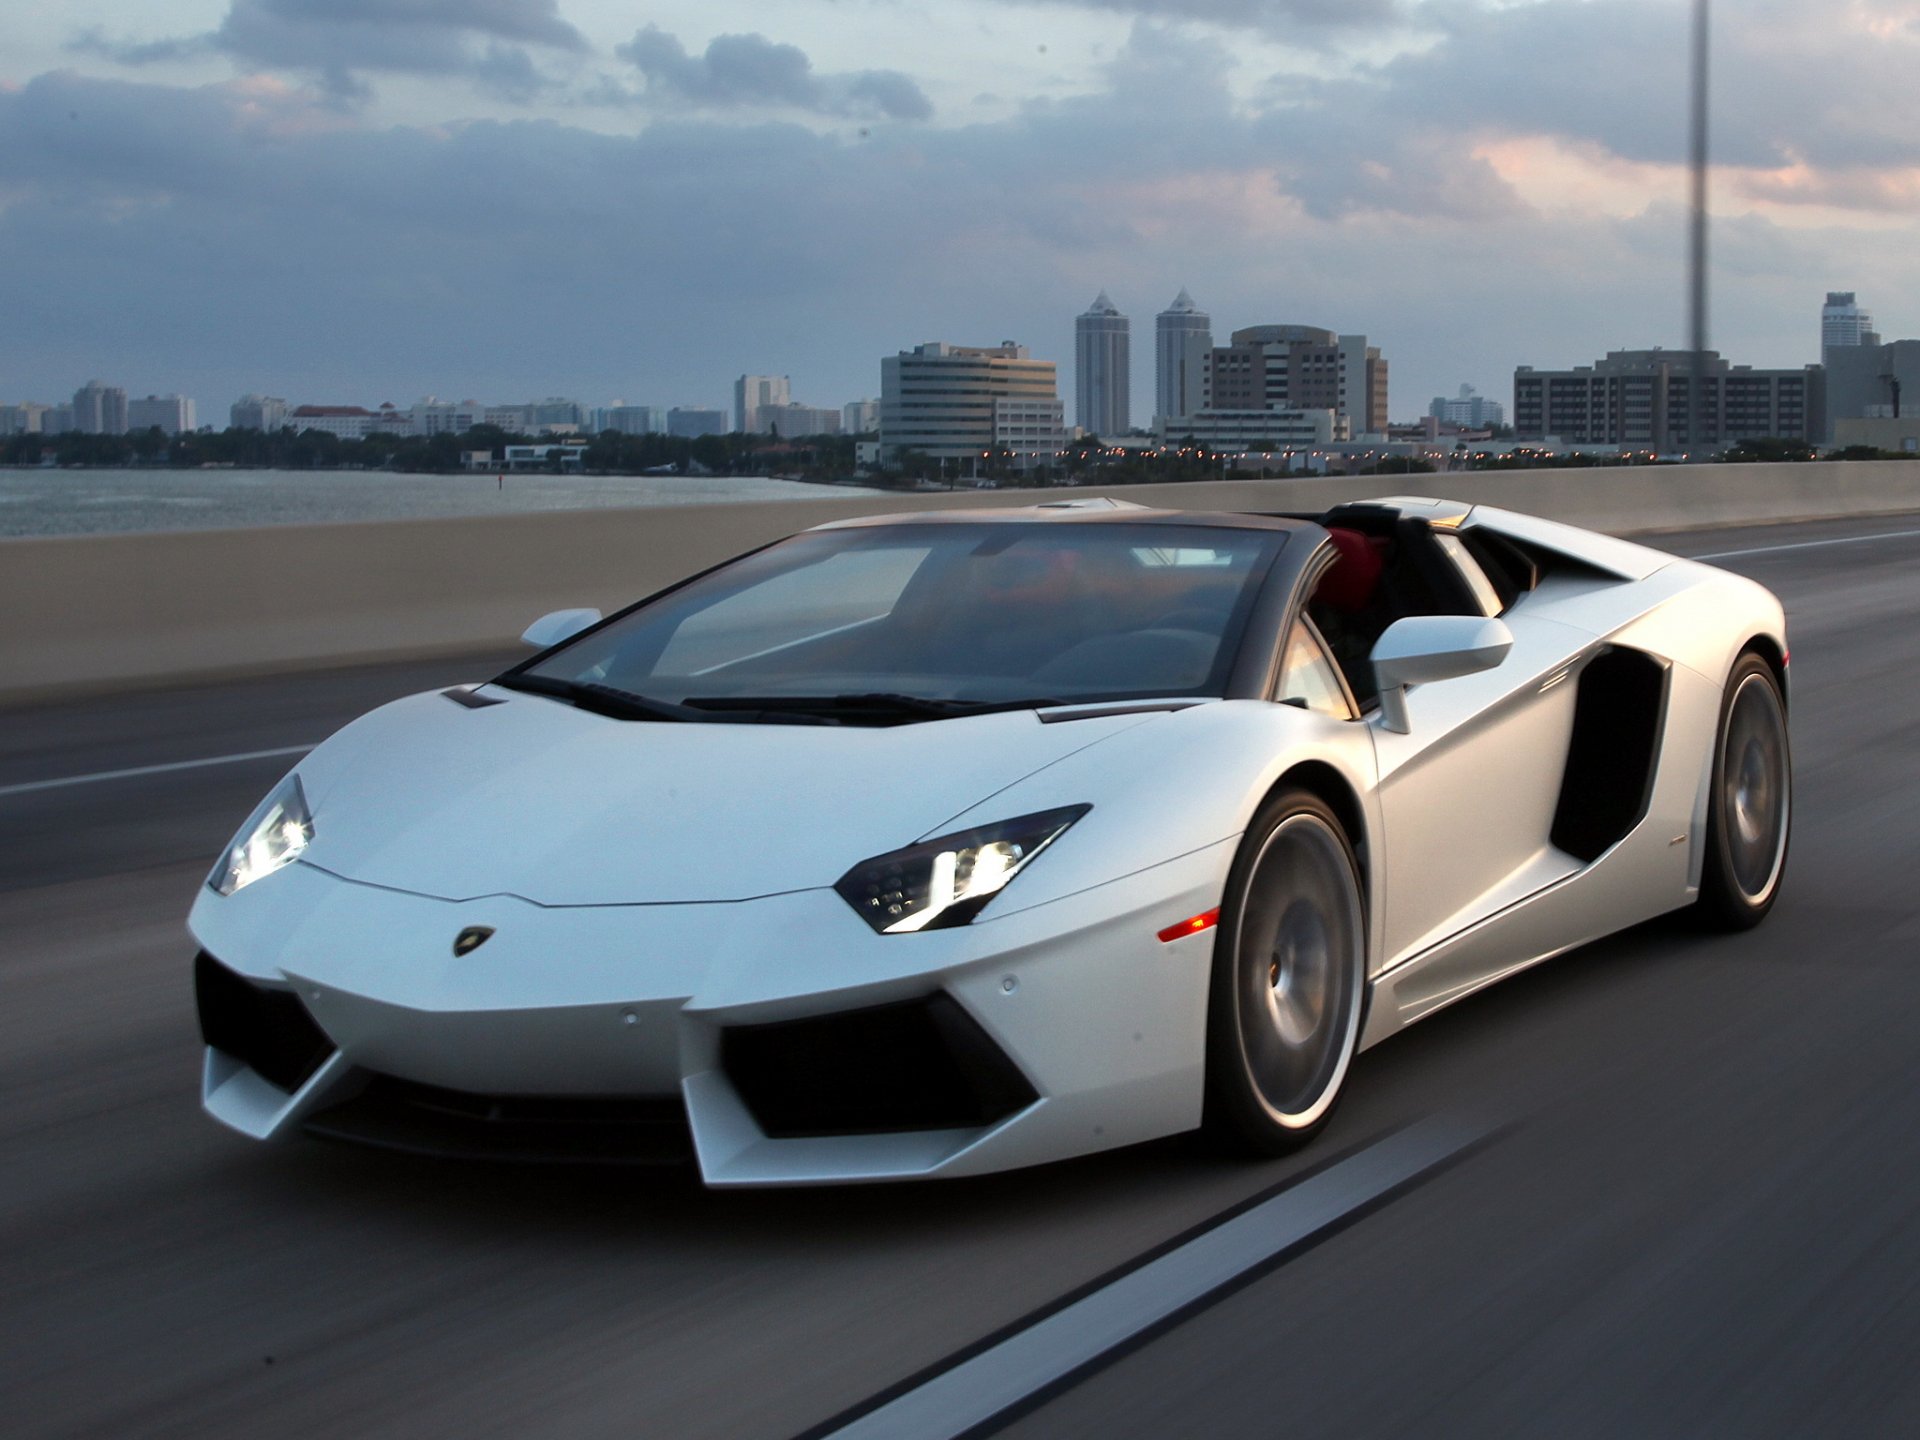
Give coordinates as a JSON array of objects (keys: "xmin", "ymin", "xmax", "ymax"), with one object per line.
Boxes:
[
  {"xmin": 72, "ymin": 0, "xmax": 589, "ymax": 99},
  {"xmin": 999, "ymin": 0, "xmax": 1403, "ymax": 28},
  {"xmin": 615, "ymin": 28, "xmax": 934, "ymax": 122}
]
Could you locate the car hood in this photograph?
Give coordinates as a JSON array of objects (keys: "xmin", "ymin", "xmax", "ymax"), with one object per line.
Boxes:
[{"xmin": 294, "ymin": 687, "xmax": 1161, "ymax": 906}]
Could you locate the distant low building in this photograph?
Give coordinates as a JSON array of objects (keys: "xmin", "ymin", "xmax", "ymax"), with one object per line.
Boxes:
[
  {"xmin": 762, "ymin": 402, "xmax": 842, "ymax": 437},
  {"xmin": 1514, "ymin": 350, "xmax": 1823, "ymax": 451},
  {"xmin": 1834, "ymin": 416, "xmax": 1920, "ymax": 453},
  {"xmin": 409, "ymin": 398, "xmax": 486, "ymax": 437},
  {"xmin": 1823, "ymin": 338, "xmax": 1920, "ymax": 443},
  {"xmin": 668, "ymin": 407, "xmax": 728, "ymax": 439},
  {"xmin": 601, "ymin": 405, "xmax": 667, "ymax": 436},
  {"xmin": 1428, "ymin": 385, "xmax": 1503, "ymax": 429},
  {"xmin": 842, "ymin": 398, "xmax": 880, "ymax": 434},
  {"xmin": 0, "ymin": 402, "xmax": 52, "ymax": 435},
  {"xmin": 230, "ymin": 395, "xmax": 288, "ymax": 432},
  {"xmin": 286, "ymin": 405, "xmax": 383, "ymax": 439},
  {"xmin": 1157, "ymin": 408, "xmax": 1340, "ymax": 449}
]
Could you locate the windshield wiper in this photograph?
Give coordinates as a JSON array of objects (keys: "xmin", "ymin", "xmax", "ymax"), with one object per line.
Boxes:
[
  {"xmin": 681, "ymin": 692, "xmax": 1067, "ymax": 724},
  {"xmin": 495, "ymin": 674, "xmax": 700, "ymax": 723}
]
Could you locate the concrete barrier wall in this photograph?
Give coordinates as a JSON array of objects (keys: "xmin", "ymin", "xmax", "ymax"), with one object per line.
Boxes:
[{"xmin": 5, "ymin": 460, "xmax": 1918, "ymax": 705}]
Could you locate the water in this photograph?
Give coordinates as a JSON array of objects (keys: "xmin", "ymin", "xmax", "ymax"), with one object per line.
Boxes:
[{"xmin": 0, "ymin": 468, "xmax": 882, "ymax": 538}]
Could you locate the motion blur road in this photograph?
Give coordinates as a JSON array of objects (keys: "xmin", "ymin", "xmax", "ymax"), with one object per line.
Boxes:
[{"xmin": 6, "ymin": 513, "xmax": 1920, "ymax": 1439}]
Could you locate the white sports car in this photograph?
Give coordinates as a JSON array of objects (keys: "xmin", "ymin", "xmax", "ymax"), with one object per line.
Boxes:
[{"xmin": 191, "ymin": 496, "xmax": 1791, "ymax": 1185}]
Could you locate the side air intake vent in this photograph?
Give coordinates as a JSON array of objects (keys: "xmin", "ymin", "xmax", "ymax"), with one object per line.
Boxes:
[
  {"xmin": 1552, "ymin": 647, "xmax": 1668, "ymax": 863},
  {"xmin": 722, "ymin": 993, "xmax": 1038, "ymax": 1138},
  {"xmin": 194, "ymin": 951, "xmax": 335, "ymax": 1093}
]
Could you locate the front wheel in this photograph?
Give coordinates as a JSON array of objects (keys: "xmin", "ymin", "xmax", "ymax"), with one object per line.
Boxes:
[
  {"xmin": 1203, "ymin": 790, "xmax": 1366, "ymax": 1155},
  {"xmin": 1697, "ymin": 652, "xmax": 1792, "ymax": 930}
]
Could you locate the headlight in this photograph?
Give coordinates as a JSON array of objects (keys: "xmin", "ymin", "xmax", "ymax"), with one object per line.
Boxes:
[
  {"xmin": 835, "ymin": 805, "xmax": 1090, "ymax": 934},
  {"xmin": 209, "ymin": 774, "xmax": 313, "ymax": 896}
]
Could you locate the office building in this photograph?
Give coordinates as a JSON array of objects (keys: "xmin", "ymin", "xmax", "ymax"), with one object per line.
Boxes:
[
  {"xmin": 72, "ymin": 380, "xmax": 129, "ymax": 435},
  {"xmin": 668, "ymin": 407, "xmax": 728, "ymax": 439},
  {"xmin": 1429, "ymin": 385, "xmax": 1503, "ymax": 429},
  {"xmin": 1202, "ymin": 326, "xmax": 1389, "ymax": 437},
  {"xmin": 843, "ymin": 399, "xmax": 881, "ymax": 434},
  {"xmin": 1822, "ymin": 292, "xmax": 1878, "ymax": 366},
  {"xmin": 735, "ymin": 375, "xmax": 792, "ymax": 434},
  {"xmin": 530, "ymin": 398, "xmax": 586, "ymax": 430},
  {"xmin": 1513, "ymin": 350, "xmax": 1823, "ymax": 451},
  {"xmin": 1075, "ymin": 292, "xmax": 1131, "ymax": 436},
  {"xmin": 1155, "ymin": 289, "xmax": 1212, "ymax": 426},
  {"xmin": 880, "ymin": 341, "xmax": 1065, "ymax": 469},
  {"xmin": 230, "ymin": 395, "xmax": 288, "ymax": 432},
  {"xmin": 126, "ymin": 394, "xmax": 196, "ymax": 435}
]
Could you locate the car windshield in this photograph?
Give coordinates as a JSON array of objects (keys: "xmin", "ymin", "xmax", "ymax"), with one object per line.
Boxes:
[{"xmin": 507, "ymin": 521, "xmax": 1283, "ymax": 720}]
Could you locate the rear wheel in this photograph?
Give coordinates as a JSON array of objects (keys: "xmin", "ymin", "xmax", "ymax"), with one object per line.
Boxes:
[
  {"xmin": 1203, "ymin": 790, "xmax": 1366, "ymax": 1154},
  {"xmin": 1697, "ymin": 653, "xmax": 1791, "ymax": 929}
]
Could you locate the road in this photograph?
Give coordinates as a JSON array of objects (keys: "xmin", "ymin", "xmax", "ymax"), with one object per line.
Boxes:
[{"xmin": 5, "ymin": 512, "xmax": 1920, "ymax": 1439}]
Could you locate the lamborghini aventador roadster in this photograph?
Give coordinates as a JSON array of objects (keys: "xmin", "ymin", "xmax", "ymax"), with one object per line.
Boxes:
[{"xmin": 190, "ymin": 495, "xmax": 1791, "ymax": 1184}]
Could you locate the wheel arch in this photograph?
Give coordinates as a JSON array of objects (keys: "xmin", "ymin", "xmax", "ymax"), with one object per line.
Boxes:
[
  {"xmin": 1260, "ymin": 760, "xmax": 1370, "ymax": 899},
  {"xmin": 1740, "ymin": 633, "xmax": 1789, "ymax": 711}
]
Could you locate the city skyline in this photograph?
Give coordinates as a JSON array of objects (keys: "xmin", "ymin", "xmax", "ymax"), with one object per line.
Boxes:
[{"xmin": 3, "ymin": 3, "xmax": 1914, "ymax": 431}]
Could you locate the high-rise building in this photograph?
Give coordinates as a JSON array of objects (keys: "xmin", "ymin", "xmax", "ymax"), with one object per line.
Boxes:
[
  {"xmin": 1428, "ymin": 385, "xmax": 1504, "ymax": 429},
  {"xmin": 879, "ymin": 341, "xmax": 1065, "ymax": 469},
  {"xmin": 1075, "ymin": 292, "xmax": 1130, "ymax": 436},
  {"xmin": 72, "ymin": 380, "xmax": 128, "ymax": 435},
  {"xmin": 668, "ymin": 407, "xmax": 728, "ymax": 439},
  {"xmin": 1200, "ymin": 325, "xmax": 1388, "ymax": 437},
  {"xmin": 1822, "ymin": 292, "xmax": 1878, "ymax": 366},
  {"xmin": 1155, "ymin": 289, "xmax": 1212, "ymax": 426},
  {"xmin": 1513, "ymin": 350, "xmax": 1823, "ymax": 451},
  {"xmin": 842, "ymin": 399, "xmax": 881, "ymax": 434},
  {"xmin": 734, "ymin": 375, "xmax": 792, "ymax": 434},
  {"xmin": 127, "ymin": 394, "xmax": 196, "ymax": 435},
  {"xmin": 230, "ymin": 395, "xmax": 288, "ymax": 432},
  {"xmin": 46, "ymin": 404, "xmax": 76, "ymax": 433}
]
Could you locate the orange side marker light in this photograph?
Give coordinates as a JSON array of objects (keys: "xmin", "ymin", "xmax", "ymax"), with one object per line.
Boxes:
[{"xmin": 1157, "ymin": 908, "xmax": 1220, "ymax": 944}]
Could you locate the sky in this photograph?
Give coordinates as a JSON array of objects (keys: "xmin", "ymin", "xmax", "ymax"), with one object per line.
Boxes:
[{"xmin": 3, "ymin": 0, "xmax": 1918, "ymax": 426}]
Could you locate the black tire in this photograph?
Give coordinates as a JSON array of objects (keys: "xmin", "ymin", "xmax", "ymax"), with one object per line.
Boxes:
[
  {"xmin": 1697, "ymin": 652, "xmax": 1792, "ymax": 930},
  {"xmin": 1203, "ymin": 788, "xmax": 1366, "ymax": 1155}
]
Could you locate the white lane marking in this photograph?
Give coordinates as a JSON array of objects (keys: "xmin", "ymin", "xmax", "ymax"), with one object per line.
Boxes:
[
  {"xmin": 815, "ymin": 1116, "xmax": 1492, "ymax": 1440},
  {"xmin": 1693, "ymin": 526, "xmax": 1920, "ymax": 561},
  {"xmin": 0, "ymin": 744, "xmax": 315, "ymax": 799}
]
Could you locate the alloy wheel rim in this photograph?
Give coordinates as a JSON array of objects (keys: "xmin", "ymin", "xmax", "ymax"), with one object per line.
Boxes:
[
  {"xmin": 1235, "ymin": 814, "xmax": 1362, "ymax": 1127},
  {"xmin": 1723, "ymin": 672, "xmax": 1789, "ymax": 903}
]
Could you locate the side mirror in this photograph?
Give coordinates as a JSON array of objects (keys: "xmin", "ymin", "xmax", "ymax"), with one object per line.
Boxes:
[
  {"xmin": 1370, "ymin": 615, "xmax": 1513, "ymax": 734},
  {"xmin": 520, "ymin": 607, "xmax": 602, "ymax": 650}
]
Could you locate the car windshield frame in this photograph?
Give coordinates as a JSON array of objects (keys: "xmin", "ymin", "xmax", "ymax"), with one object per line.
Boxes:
[{"xmin": 498, "ymin": 519, "xmax": 1291, "ymax": 723}]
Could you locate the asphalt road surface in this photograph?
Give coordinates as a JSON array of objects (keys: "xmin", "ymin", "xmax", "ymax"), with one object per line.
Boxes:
[{"xmin": 6, "ymin": 512, "xmax": 1920, "ymax": 1439}]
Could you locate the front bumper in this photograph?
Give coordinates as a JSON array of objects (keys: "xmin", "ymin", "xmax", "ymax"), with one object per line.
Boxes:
[{"xmin": 187, "ymin": 845, "xmax": 1231, "ymax": 1186}]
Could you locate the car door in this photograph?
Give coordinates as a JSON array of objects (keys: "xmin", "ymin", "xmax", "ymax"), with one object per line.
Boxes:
[{"xmin": 1359, "ymin": 527, "xmax": 1595, "ymax": 973}]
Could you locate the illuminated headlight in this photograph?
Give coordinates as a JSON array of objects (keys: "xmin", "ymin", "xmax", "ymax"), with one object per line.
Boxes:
[
  {"xmin": 209, "ymin": 774, "xmax": 313, "ymax": 896},
  {"xmin": 835, "ymin": 806, "xmax": 1090, "ymax": 934}
]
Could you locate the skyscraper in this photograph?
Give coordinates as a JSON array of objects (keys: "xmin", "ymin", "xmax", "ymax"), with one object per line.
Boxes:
[
  {"xmin": 1074, "ymin": 292, "xmax": 1130, "ymax": 435},
  {"xmin": 1155, "ymin": 289, "xmax": 1212, "ymax": 426},
  {"xmin": 734, "ymin": 375, "xmax": 791, "ymax": 434},
  {"xmin": 1823, "ymin": 292, "xmax": 1878, "ymax": 365}
]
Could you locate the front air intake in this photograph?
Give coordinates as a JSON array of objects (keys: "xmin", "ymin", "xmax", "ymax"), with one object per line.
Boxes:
[
  {"xmin": 721, "ymin": 993, "xmax": 1038, "ymax": 1138},
  {"xmin": 194, "ymin": 951, "xmax": 335, "ymax": 1093}
]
